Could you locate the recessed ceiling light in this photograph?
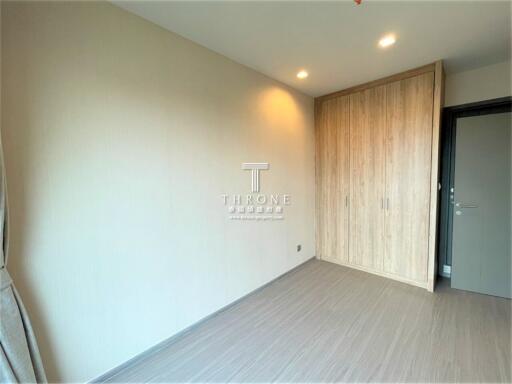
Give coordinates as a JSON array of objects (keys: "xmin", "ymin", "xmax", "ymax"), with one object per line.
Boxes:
[
  {"xmin": 297, "ymin": 70, "xmax": 308, "ymax": 79},
  {"xmin": 378, "ymin": 34, "xmax": 396, "ymax": 48}
]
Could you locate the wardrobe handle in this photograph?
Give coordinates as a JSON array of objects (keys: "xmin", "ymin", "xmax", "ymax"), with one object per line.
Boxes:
[
  {"xmin": 345, "ymin": 195, "xmax": 348, "ymax": 207},
  {"xmin": 386, "ymin": 198, "xmax": 390, "ymax": 210},
  {"xmin": 381, "ymin": 198, "xmax": 384, "ymax": 209}
]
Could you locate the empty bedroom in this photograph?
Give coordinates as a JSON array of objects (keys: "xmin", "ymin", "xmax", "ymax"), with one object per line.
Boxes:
[{"xmin": 0, "ymin": 0, "xmax": 510, "ymax": 383}]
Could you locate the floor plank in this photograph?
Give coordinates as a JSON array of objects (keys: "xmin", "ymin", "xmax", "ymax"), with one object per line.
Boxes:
[{"xmin": 104, "ymin": 260, "xmax": 511, "ymax": 383}]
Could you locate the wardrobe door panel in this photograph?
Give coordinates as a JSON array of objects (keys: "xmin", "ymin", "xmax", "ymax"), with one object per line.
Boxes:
[
  {"xmin": 384, "ymin": 73, "xmax": 434, "ymax": 282},
  {"xmin": 349, "ymin": 86, "xmax": 387, "ymax": 270},
  {"xmin": 316, "ymin": 96, "xmax": 350, "ymax": 263}
]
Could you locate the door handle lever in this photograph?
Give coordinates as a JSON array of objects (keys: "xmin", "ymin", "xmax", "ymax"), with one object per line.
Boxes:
[{"xmin": 456, "ymin": 202, "xmax": 478, "ymax": 208}]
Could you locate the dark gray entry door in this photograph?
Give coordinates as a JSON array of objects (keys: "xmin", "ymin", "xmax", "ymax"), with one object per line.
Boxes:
[{"xmin": 451, "ymin": 112, "xmax": 511, "ymax": 298}]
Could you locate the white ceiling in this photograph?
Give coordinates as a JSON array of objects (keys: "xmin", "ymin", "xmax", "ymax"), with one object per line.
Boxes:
[{"xmin": 113, "ymin": 1, "xmax": 511, "ymax": 97}]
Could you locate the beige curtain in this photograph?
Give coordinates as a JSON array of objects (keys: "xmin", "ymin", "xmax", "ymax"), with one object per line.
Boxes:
[{"xmin": 0, "ymin": 143, "xmax": 46, "ymax": 382}]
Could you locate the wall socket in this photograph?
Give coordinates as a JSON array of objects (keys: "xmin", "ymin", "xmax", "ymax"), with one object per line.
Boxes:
[{"xmin": 297, "ymin": 244, "xmax": 301, "ymax": 252}]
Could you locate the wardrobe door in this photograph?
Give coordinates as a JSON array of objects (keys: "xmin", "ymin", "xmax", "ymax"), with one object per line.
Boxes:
[
  {"xmin": 384, "ymin": 73, "xmax": 434, "ymax": 282},
  {"xmin": 316, "ymin": 96, "xmax": 350, "ymax": 263},
  {"xmin": 349, "ymin": 86, "xmax": 387, "ymax": 270}
]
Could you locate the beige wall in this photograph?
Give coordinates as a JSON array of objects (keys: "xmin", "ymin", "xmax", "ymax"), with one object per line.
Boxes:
[
  {"xmin": 1, "ymin": 2, "xmax": 315, "ymax": 382},
  {"xmin": 445, "ymin": 60, "xmax": 511, "ymax": 107}
]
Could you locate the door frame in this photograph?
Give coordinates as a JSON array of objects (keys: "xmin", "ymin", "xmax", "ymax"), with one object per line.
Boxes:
[{"xmin": 437, "ymin": 96, "xmax": 512, "ymax": 277}]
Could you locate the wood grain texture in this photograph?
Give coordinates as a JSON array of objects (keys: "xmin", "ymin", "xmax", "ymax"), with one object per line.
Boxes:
[
  {"xmin": 349, "ymin": 86, "xmax": 386, "ymax": 270},
  {"xmin": 102, "ymin": 260, "xmax": 511, "ymax": 383},
  {"xmin": 427, "ymin": 60, "xmax": 444, "ymax": 292},
  {"xmin": 316, "ymin": 63, "xmax": 442, "ymax": 289},
  {"xmin": 384, "ymin": 72, "xmax": 434, "ymax": 282},
  {"xmin": 323, "ymin": 256, "xmax": 428, "ymax": 289},
  {"xmin": 316, "ymin": 62, "xmax": 436, "ymax": 102},
  {"xmin": 314, "ymin": 98, "xmax": 322, "ymax": 263},
  {"xmin": 316, "ymin": 96, "xmax": 350, "ymax": 263}
]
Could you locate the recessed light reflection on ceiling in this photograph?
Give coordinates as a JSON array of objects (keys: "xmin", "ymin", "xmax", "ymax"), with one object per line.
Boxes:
[
  {"xmin": 297, "ymin": 70, "xmax": 309, "ymax": 79},
  {"xmin": 378, "ymin": 34, "xmax": 396, "ymax": 48}
]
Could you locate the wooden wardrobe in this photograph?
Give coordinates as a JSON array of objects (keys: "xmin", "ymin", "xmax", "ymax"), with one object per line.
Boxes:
[{"xmin": 315, "ymin": 62, "xmax": 444, "ymax": 291}]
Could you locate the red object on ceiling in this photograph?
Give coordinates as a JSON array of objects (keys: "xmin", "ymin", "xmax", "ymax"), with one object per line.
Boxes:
[{"xmin": 354, "ymin": 0, "xmax": 362, "ymax": 4}]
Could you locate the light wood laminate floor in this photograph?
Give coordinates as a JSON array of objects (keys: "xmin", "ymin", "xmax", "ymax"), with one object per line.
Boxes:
[{"xmin": 105, "ymin": 259, "xmax": 511, "ymax": 383}]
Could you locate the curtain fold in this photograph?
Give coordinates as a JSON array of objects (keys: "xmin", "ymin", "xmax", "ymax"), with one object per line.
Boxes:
[{"xmin": 0, "ymin": 142, "xmax": 47, "ymax": 383}]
